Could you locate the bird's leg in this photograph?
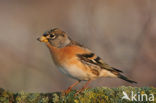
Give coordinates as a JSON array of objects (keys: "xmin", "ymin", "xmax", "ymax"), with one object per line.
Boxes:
[
  {"xmin": 74, "ymin": 79, "xmax": 91, "ymax": 96},
  {"xmin": 63, "ymin": 80, "xmax": 80, "ymax": 95}
]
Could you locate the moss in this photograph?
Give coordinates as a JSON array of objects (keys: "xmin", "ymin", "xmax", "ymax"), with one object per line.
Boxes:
[{"xmin": 0, "ymin": 86, "xmax": 156, "ymax": 103}]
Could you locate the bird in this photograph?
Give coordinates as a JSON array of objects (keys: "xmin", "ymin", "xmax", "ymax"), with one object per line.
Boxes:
[{"xmin": 37, "ymin": 28, "xmax": 137, "ymax": 95}]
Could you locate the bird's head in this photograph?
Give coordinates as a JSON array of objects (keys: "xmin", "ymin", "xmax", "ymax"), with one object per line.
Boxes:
[{"xmin": 37, "ymin": 28, "xmax": 71, "ymax": 48}]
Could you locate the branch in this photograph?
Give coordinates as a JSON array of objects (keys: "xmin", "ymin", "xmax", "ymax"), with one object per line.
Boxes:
[{"xmin": 0, "ymin": 86, "xmax": 155, "ymax": 103}]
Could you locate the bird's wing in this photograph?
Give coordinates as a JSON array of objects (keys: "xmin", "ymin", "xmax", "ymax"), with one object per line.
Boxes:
[{"xmin": 77, "ymin": 52, "xmax": 123, "ymax": 74}]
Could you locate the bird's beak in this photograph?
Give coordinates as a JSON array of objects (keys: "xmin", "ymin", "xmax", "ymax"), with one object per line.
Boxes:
[{"xmin": 37, "ymin": 36, "xmax": 48, "ymax": 43}]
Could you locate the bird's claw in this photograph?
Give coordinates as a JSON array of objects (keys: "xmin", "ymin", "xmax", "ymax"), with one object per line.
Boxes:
[
  {"xmin": 61, "ymin": 88, "xmax": 72, "ymax": 96},
  {"xmin": 74, "ymin": 87, "xmax": 90, "ymax": 96}
]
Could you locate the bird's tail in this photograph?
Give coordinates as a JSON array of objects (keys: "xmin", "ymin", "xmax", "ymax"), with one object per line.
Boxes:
[
  {"xmin": 101, "ymin": 67, "xmax": 137, "ymax": 84},
  {"xmin": 117, "ymin": 74, "xmax": 137, "ymax": 84}
]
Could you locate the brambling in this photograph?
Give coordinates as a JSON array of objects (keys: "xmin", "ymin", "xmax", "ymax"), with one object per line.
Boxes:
[{"xmin": 37, "ymin": 28, "xmax": 137, "ymax": 95}]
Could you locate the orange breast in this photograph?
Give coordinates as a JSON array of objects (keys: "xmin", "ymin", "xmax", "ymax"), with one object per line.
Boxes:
[
  {"xmin": 46, "ymin": 43, "xmax": 88, "ymax": 66},
  {"xmin": 46, "ymin": 43, "xmax": 98, "ymax": 80}
]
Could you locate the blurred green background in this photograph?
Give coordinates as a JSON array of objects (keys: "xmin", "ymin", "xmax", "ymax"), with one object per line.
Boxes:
[{"xmin": 0, "ymin": 0, "xmax": 156, "ymax": 92}]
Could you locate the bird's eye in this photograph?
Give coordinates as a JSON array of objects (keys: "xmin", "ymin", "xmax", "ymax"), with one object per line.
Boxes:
[{"xmin": 50, "ymin": 33, "xmax": 56, "ymax": 39}]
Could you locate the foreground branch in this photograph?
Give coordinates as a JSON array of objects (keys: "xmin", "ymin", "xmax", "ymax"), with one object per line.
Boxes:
[{"xmin": 0, "ymin": 86, "xmax": 155, "ymax": 103}]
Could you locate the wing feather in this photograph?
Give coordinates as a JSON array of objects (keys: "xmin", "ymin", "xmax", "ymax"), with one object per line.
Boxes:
[{"xmin": 77, "ymin": 52, "xmax": 123, "ymax": 73}]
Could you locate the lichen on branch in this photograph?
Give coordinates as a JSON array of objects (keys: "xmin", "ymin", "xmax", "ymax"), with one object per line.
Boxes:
[{"xmin": 0, "ymin": 86, "xmax": 156, "ymax": 103}]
